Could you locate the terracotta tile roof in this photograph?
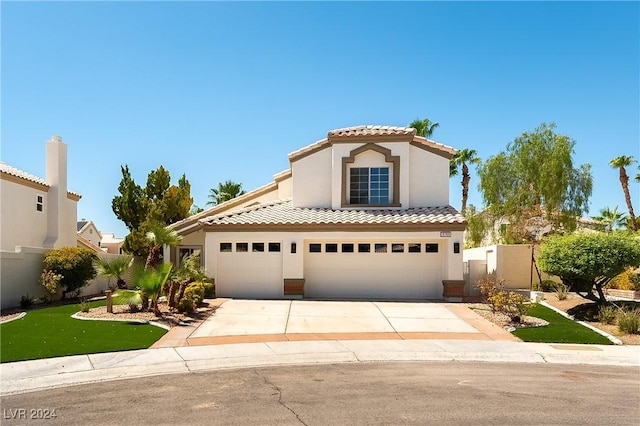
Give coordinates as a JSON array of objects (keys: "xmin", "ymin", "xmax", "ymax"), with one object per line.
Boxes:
[
  {"xmin": 288, "ymin": 125, "xmax": 457, "ymax": 161},
  {"xmin": 327, "ymin": 125, "xmax": 417, "ymax": 139},
  {"xmin": 0, "ymin": 161, "xmax": 82, "ymax": 198},
  {"xmin": 0, "ymin": 162, "xmax": 48, "ymax": 186},
  {"xmin": 200, "ymin": 200, "xmax": 466, "ymax": 227}
]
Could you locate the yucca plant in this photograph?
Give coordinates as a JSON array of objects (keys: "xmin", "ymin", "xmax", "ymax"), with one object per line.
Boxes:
[
  {"xmin": 129, "ymin": 263, "xmax": 173, "ymax": 317},
  {"xmin": 94, "ymin": 255, "xmax": 134, "ymax": 290}
]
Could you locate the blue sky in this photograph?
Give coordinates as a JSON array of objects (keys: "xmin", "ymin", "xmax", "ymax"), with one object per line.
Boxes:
[{"xmin": 2, "ymin": 1, "xmax": 638, "ymax": 238}]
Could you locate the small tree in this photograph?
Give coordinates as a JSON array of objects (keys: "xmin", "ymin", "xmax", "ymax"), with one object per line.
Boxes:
[
  {"xmin": 537, "ymin": 232, "xmax": 640, "ymax": 304},
  {"xmin": 129, "ymin": 263, "xmax": 173, "ymax": 317},
  {"xmin": 41, "ymin": 247, "xmax": 97, "ymax": 298},
  {"xmin": 591, "ymin": 206, "xmax": 628, "ymax": 232},
  {"xmin": 94, "ymin": 254, "xmax": 133, "ymax": 289}
]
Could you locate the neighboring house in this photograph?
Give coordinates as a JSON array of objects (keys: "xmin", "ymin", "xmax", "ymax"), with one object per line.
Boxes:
[
  {"xmin": 472, "ymin": 211, "xmax": 604, "ymax": 247},
  {"xmin": 77, "ymin": 234, "xmax": 103, "ymax": 254},
  {"xmin": 100, "ymin": 233, "xmax": 125, "ymax": 254},
  {"xmin": 77, "ymin": 219, "xmax": 102, "ymax": 248},
  {"xmin": 168, "ymin": 125, "xmax": 467, "ymax": 300},
  {"xmin": 0, "ymin": 136, "xmax": 81, "ymax": 308}
]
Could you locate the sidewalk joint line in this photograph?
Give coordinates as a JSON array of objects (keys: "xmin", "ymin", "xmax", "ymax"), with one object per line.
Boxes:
[
  {"xmin": 372, "ymin": 301, "xmax": 401, "ymax": 338},
  {"xmin": 284, "ymin": 300, "xmax": 293, "ymax": 334}
]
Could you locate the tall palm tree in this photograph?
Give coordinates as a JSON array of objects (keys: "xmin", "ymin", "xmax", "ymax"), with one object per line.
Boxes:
[
  {"xmin": 592, "ymin": 206, "xmax": 628, "ymax": 232},
  {"xmin": 609, "ymin": 156, "xmax": 637, "ymax": 231},
  {"xmin": 449, "ymin": 149, "xmax": 481, "ymax": 213},
  {"xmin": 206, "ymin": 180, "xmax": 246, "ymax": 206},
  {"xmin": 408, "ymin": 118, "xmax": 439, "ymax": 138},
  {"xmin": 94, "ymin": 254, "xmax": 133, "ymax": 289}
]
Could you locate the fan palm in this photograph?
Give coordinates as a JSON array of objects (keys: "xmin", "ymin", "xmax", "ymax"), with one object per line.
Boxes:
[
  {"xmin": 94, "ymin": 255, "xmax": 133, "ymax": 289},
  {"xmin": 408, "ymin": 118, "xmax": 439, "ymax": 138},
  {"xmin": 145, "ymin": 223, "xmax": 182, "ymax": 269},
  {"xmin": 206, "ymin": 180, "xmax": 246, "ymax": 206},
  {"xmin": 609, "ymin": 156, "xmax": 637, "ymax": 231},
  {"xmin": 450, "ymin": 148, "xmax": 482, "ymax": 213},
  {"xmin": 592, "ymin": 206, "xmax": 628, "ymax": 232},
  {"xmin": 129, "ymin": 263, "xmax": 172, "ymax": 317}
]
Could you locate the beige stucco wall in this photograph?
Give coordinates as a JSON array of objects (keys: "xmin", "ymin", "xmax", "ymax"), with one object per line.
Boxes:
[
  {"xmin": 463, "ymin": 244, "xmax": 555, "ymax": 289},
  {"xmin": 0, "ymin": 246, "xmax": 49, "ymax": 309},
  {"xmin": 409, "ymin": 145, "xmax": 450, "ymax": 207},
  {"xmin": 1, "ymin": 248, "xmax": 131, "ymax": 309},
  {"xmin": 0, "ymin": 179, "xmax": 49, "ymax": 251},
  {"xmin": 292, "ymin": 141, "xmax": 451, "ymax": 210},
  {"xmin": 292, "ymin": 148, "xmax": 332, "ymax": 208}
]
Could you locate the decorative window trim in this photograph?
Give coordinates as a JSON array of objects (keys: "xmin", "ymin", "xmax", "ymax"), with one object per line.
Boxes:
[{"xmin": 341, "ymin": 143, "xmax": 401, "ymax": 207}]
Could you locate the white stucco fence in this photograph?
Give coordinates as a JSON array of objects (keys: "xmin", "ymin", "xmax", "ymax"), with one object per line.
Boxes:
[{"xmin": 1, "ymin": 247, "xmax": 127, "ymax": 310}]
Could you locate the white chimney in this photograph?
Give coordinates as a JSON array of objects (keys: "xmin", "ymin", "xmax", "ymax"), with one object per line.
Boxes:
[{"xmin": 44, "ymin": 136, "xmax": 71, "ymax": 248}]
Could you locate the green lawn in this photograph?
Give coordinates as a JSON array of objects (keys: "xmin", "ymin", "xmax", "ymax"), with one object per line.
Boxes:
[
  {"xmin": 0, "ymin": 300, "xmax": 167, "ymax": 363},
  {"xmin": 513, "ymin": 304, "xmax": 612, "ymax": 345}
]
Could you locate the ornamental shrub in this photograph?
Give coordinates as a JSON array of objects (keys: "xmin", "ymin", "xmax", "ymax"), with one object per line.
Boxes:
[
  {"xmin": 476, "ymin": 274, "xmax": 530, "ymax": 321},
  {"xmin": 41, "ymin": 247, "xmax": 97, "ymax": 298},
  {"xmin": 607, "ymin": 268, "xmax": 640, "ymax": 291},
  {"xmin": 597, "ymin": 304, "xmax": 617, "ymax": 325},
  {"xmin": 177, "ymin": 281, "xmax": 206, "ymax": 313},
  {"xmin": 617, "ymin": 309, "xmax": 640, "ymax": 334}
]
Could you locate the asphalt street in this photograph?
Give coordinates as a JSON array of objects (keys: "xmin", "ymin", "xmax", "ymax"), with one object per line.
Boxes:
[{"xmin": 2, "ymin": 361, "xmax": 638, "ymax": 425}]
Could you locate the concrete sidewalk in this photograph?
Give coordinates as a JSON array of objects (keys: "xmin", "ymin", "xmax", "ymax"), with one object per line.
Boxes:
[{"xmin": 2, "ymin": 339, "xmax": 639, "ymax": 396}]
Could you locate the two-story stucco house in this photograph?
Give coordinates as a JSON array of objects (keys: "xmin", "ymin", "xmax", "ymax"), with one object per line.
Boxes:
[
  {"xmin": 0, "ymin": 136, "xmax": 82, "ymax": 308},
  {"xmin": 168, "ymin": 125, "xmax": 467, "ymax": 300}
]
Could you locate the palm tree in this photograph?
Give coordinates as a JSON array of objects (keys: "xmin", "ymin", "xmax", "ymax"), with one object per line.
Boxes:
[
  {"xmin": 592, "ymin": 206, "xmax": 628, "ymax": 232},
  {"xmin": 408, "ymin": 118, "xmax": 439, "ymax": 138},
  {"xmin": 94, "ymin": 254, "xmax": 133, "ymax": 289},
  {"xmin": 206, "ymin": 180, "xmax": 246, "ymax": 206},
  {"xmin": 130, "ymin": 263, "xmax": 172, "ymax": 317},
  {"xmin": 449, "ymin": 149, "xmax": 481, "ymax": 213},
  {"xmin": 609, "ymin": 156, "xmax": 637, "ymax": 231},
  {"xmin": 145, "ymin": 223, "xmax": 182, "ymax": 269}
]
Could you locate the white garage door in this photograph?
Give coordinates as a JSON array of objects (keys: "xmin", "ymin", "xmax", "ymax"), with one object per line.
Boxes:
[
  {"xmin": 216, "ymin": 242, "xmax": 283, "ymax": 299},
  {"xmin": 304, "ymin": 241, "xmax": 443, "ymax": 300}
]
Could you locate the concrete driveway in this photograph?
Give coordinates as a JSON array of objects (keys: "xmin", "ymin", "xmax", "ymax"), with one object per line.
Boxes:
[{"xmin": 180, "ymin": 299, "xmax": 518, "ymax": 345}]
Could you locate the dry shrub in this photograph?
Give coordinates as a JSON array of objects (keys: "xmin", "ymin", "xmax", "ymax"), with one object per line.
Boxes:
[{"xmin": 476, "ymin": 274, "xmax": 530, "ymax": 322}]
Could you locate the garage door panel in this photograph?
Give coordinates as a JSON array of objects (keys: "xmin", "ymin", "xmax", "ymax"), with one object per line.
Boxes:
[
  {"xmin": 304, "ymin": 242, "xmax": 443, "ymax": 300},
  {"xmin": 217, "ymin": 252, "xmax": 282, "ymax": 299}
]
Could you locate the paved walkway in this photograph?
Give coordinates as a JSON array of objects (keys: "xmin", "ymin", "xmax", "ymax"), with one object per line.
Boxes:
[{"xmin": 2, "ymin": 299, "xmax": 639, "ymax": 396}]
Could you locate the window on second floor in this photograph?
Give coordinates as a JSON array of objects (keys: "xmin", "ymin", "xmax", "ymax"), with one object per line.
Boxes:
[{"xmin": 349, "ymin": 167, "xmax": 389, "ymax": 205}]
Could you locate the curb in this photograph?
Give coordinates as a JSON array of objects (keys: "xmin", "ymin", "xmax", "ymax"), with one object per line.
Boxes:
[
  {"xmin": 0, "ymin": 312, "xmax": 27, "ymax": 324},
  {"xmin": 70, "ymin": 313, "xmax": 172, "ymax": 330}
]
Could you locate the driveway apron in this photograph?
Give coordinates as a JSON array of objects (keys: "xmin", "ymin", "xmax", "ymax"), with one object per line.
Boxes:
[{"xmin": 153, "ymin": 299, "xmax": 518, "ymax": 348}]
